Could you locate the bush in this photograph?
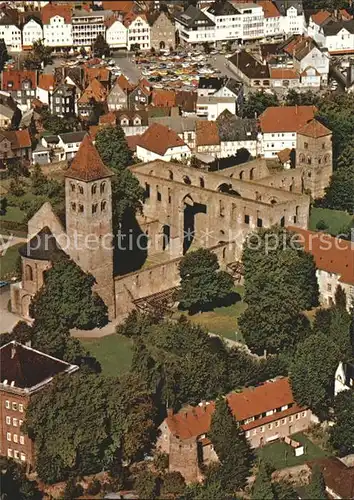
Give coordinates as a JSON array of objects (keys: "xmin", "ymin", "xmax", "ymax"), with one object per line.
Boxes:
[
  {"xmin": 63, "ymin": 478, "xmax": 84, "ymax": 500},
  {"xmin": 86, "ymin": 478, "xmax": 101, "ymax": 495}
]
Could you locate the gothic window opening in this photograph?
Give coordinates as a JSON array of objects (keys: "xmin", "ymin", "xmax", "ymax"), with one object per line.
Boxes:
[
  {"xmin": 78, "ymin": 204, "xmax": 84, "ymax": 213},
  {"xmin": 101, "ymin": 201, "xmax": 107, "ymax": 212},
  {"xmin": 91, "ymin": 184, "xmax": 97, "ymax": 195},
  {"xmin": 92, "ymin": 203, "xmax": 98, "ymax": 214},
  {"xmin": 100, "ymin": 182, "xmax": 106, "ymax": 194}
]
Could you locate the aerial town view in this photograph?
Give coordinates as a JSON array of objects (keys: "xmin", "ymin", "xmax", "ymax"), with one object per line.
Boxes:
[{"xmin": 0, "ymin": 0, "xmax": 353, "ymax": 498}]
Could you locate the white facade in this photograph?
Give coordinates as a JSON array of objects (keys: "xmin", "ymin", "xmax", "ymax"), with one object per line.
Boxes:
[
  {"xmin": 43, "ymin": 15, "xmax": 73, "ymax": 48},
  {"xmin": 22, "ymin": 18, "xmax": 43, "ymax": 48},
  {"xmin": 72, "ymin": 11, "xmax": 106, "ymax": 49},
  {"xmin": 316, "ymin": 268, "xmax": 354, "ymax": 311},
  {"xmin": 175, "ymin": 19, "xmax": 215, "ymax": 44},
  {"xmin": 334, "ymin": 362, "xmax": 354, "ymax": 396},
  {"xmin": 136, "ymin": 143, "xmax": 191, "ymax": 162},
  {"xmin": 197, "ymin": 96, "xmax": 236, "ymax": 120},
  {"xmin": 238, "ymin": 4, "xmax": 264, "ymax": 40},
  {"xmin": 325, "ymin": 27, "xmax": 354, "ymax": 54},
  {"xmin": 280, "ymin": 6, "xmax": 305, "ymax": 35},
  {"xmin": 106, "ymin": 20, "xmax": 127, "ymax": 49},
  {"xmin": 221, "ymin": 139, "xmax": 259, "ymax": 157},
  {"xmin": 203, "ymin": 6, "xmax": 242, "ymax": 41},
  {"xmin": 0, "ymin": 24, "xmax": 22, "ymax": 52},
  {"xmin": 263, "ymin": 14, "xmax": 282, "ymax": 38},
  {"xmin": 127, "ymin": 16, "xmax": 150, "ymax": 51},
  {"xmin": 299, "ymin": 47, "xmax": 329, "ymax": 83},
  {"xmin": 261, "ymin": 131, "xmax": 296, "ymax": 157},
  {"xmin": 36, "ymin": 86, "xmax": 51, "ymax": 105},
  {"xmin": 306, "ymin": 17, "xmax": 326, "ymax": 46}
]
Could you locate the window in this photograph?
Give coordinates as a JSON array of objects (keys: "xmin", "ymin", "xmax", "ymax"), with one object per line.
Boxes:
[
  {"xmin": 304, "ymin": 142, "xmax": 308, "ymax": 149},
  {"xmin": 7, "ymin": 449, "xmax": 12, "ymax": 458},
  {"xmin": 275, "ymin": 421, "xmax": 279, "ymax": 427},
  {"xmin": 100, "ymin": 182, "xmax": 106, "ymax": 194},
  {"xmin": 92, "ymin": 203, "xmax": 98, "ymax": 214},
  {"xmin": 13, "ymin": 418, "xmax": 18, "ymax": 427},
  {"xmin": 71, "ymin": 202, "xmax": 76, "ymax": 212},
  {"xmin": 78, "ymin": 204, "xmax": 84, "ymax": 213},
  {"xmin": 70, "ymin": 183, "xmax": 76, "ymax": 192},
  {"xmin": 20, "ymin": 453, "xmax": 26, "ymax": 462},
  {"xmin": 245, "ymin": 431, "xmax": 250, "ymax": 438},
  {"xmin": 6, "ymin": 433, "xmax": 11, "ymax": 441},
  {"xmin": 244, "ymin": 214, "xmax": 250, "ymax": 224},
  {"xmin": 13, "ymin": 434, "xmax": 18, "ymax": 443},
  {"xmin": 19, "ymin": 420, "xmax": 23, "ymax": 427},
  {"xmin": 327, "ymin": 283, "xmax": 332, "ymax": 292},
  {"xmin": 20, "ymin": 436, "xmax": 24, "ymax": 445},
  {"xmin": 260, "ymin": 426, "xmax": 265, "ymax": 433},
  {"xmin": 5, "ymin": 401, "xmax": 10, "ymax": 409},
  {"xmin": 19, "ymin": 404, "xmax": 23, "ymax": 413},
  {"xmin": 281, "ymin": 419, "xmax": 286, "ymax": 425},
  {"xmin": 78, "ymin": 185, "xmax": 84, "ymax": 194},
  {"xmin": 295, "ymin": 413, "xmax": 300, "ymax": 420},
  {"xmin": 12, "ymin": 403, "xmax": 17, "ymax": 411},
  {"xmin": 6, "ymin": 416, "xmax": 11, "ymax": 425},
  {"xmin": 267, "ymin": 423, "xmax": 272, "ymax": 430},
  {"xmin": 301, "ymin": 411, "xmax": 307, "ymax": 418},
  {"xmin": 14, "ymin": 450, "xmax": 19, "ymax": 460},
  {"xmin": 289, "ymin": 415, "xmax": 293, "ymax": 422}
]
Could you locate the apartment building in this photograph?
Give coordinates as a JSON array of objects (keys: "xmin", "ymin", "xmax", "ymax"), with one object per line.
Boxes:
[
  {"xmin": 42, "ymin": 3, "xmax": 73, "ymax": 49},
  {"xmin": 22, "ymin": 17, "xmax": 43, "ymax": 49},
  {"xmin": 0, "ymin": 7, "xmax": 22, "ymax": 52},
  {"xmin": 72, "ymin": 9, "xmax": 112, "ymax": 50},
  {"xmin": 1, "ymin": 69, "xmax": 38, "ymax": 112},
  {"xmin": 0, "ymin": 341, "xmax": 78, "ymax": 468},
  {"xmin": 238, "ymin": 3, "xmax": 265, "ymax": 40},
  {"xmin": 105, "ymin": 17, "xmax": 127, "ymax": 49},
  {"xmin": 175, "ymin": 5, "xmax": 215, "ymax": 44},
  {"xmin": 125, "ymin": 13, "xmax": 151, "ymax": 51},
  {"xmin": 275, "ymin": 0, "xmax": 305, "ymax": 35},
  {"xmin": 204, "ymin": 1, "xmax": 243, "ymax": 41},
  {"xmin": 258, "ymin": 0, "xmax": 282, "ymax": 39}
]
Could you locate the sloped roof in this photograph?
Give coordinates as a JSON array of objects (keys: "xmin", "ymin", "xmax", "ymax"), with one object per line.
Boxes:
[
  {"xmin": 137, "ymin": 122, "xmax": 187, "ymax": 156},
  {"xmin": 207, "ymin": 1, "xmax": 239, "ymax": 16},
  {"xmin": 116, "ymin": 74, "xmax": 134, "ymax": 93},
  {"xmin": 2, "ymin": 69, "xmax": 37, "ymax": 91},
  {"xmin": 38, "ymin": 73, "xmax": 54, "ymax": 91},
  {"xmin": 308, "ymin": 458, "xmax": 354, "ymax": 499},
  {"xmin": 0, "ymin": 129, "xmax": 31, "ymax": 149},
  {"xmin": 259, "ymin": 105, "xmax": 316, "ymax": 133},
  {"xmin": 277, "ymin": 147, "xmax": 292, "ymax": 163},
  {"xmin": 85, "ymin": 66, "xmax": 110, "ymax": 84},
  {"xmin": 323, "ymin": 19, "xmax": 354, "ymax": 36},
  {"xmin": 287, "ymin": 226, "xmax": 354, "ymax": 285},
  {"xmin": 228, "ymin": 50, "xmax": 270, "ymax": 79},
  {"xmin": 19, "ymin": 226, "xmax": 65, "ymax": 261},
  {"xmin": 79, "ymin": 78, "xmax": 107, "ymax": 104},
  {"xmin": 152, "ymin": 89, "xmax": 176, "ymax": 108},
  {"xmin": 41, "ymin": 3, "xmax": 72, "ymax": 24},
  {"xmin": 311, "ymin": 10, "xmax": 332, "ymax": 26},
  {"xmin": 270, "ymin": 68, "xmax": 299, "ymax": 79},
  {"xmin": 196, "ymin": 120, "xmax": 220, "ymax": 147},
  {"xmin": 176, "ymin": 5, "xmax": 215, "ymax": 28},
  {"xmin": 282, "ymin": 35, "xmax": 319, "ymax": 61},
  {"xmin": 258, "ymin": 0, "xmax": 281, "ymax": 18},
  {"xmin": 102, "ymin": 0, "xmax": 134, "ymax": 13},
  {"xmin": 64, "ymin": 134, "xmax": 114, "ymax": 181},
  {"xmin": 297, "ymin": 118, "xmax": 331, "ymax": 138},
  {"xmin": 0, "ymin": 341, "xmax": 77, "ymax": 391}
]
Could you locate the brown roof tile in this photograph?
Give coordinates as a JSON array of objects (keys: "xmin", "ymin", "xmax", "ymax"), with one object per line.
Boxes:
[
  {"xmin": 270, "ymin": 68, "xmax": 299, "ymax": 79},
  {"xmin": 152, "ymin": 89, "xmax": 176, "ymax": 108},
  {"xmin": 99, "ymin": 111, "xmax": 117, "ymax": 125},
  {"xmin": 38, "ymin": 73, "xmax": 54, "ymax": 91},
  {"xmin": 41, "ymin": 3, "xmax": 72, "ymax": 24},
  {"xmin": 297, "ymin": 118, "xmax": 331, "ymax": 138},
  {"xmin": 116, "ymin": 74, "xmax": 133, "ymax": 93},
  {"xmin": 196, "ymin": 120, "xmax": 220, "ymax": 146},
  {"xmin": 79, "ymin": 78, "xmax": 107, "ymax": 104},
  {"xmin": 311, "ymin": 10, "xmax": 332, "ymax": 26},
  {"xmin": 277, "ymin": 147, "xmax": 292, "ymax": 163},
  {"xmin": 85, "ymin": 67, "xmax": 110, "ymax": 84},
  {"xmin": 138, "ymin": 122, "xmax": 187, "ymax": 156},
  {"xmin": 259, "ymin": 105, "xmax": 317, "ymax": 133},
  {"xmin": 258, "ymin": 0, "xmax": 281, "ymax": 18},
  {"xmin": 65, "ymin": 134, "xmax": 114, "ymax": 181},
  {"xmin": 308, "ymin": 458, "xmax": 354, "ymax": 499},
  {"xmin": 2, "ymin": 69, "xmax": 37, "ymax": 91},
  {"xmin": 102, "ymin": 0, "xmax": 134, "ymax": 12}
]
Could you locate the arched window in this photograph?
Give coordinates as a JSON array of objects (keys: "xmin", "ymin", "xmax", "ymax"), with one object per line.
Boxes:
[
  {"xmin": 70, "ymin": 183, "xmax": 76, "ymax": 192},
  {"xmin": 318, "ymin": 157, "xmax": 322, "ymax": 165},
  {"xmin": 250, "ymin": 168, "xmax": 255, "ymax": 180},
  {"xmin": 324, "ymin": 154, "xmax": 330, "ymax": 164},
  {"xmin": 299, "ymin": 153, "xmax": 305, "ymax": 163},
  {"xmin": 200, "ymin": 177, "xmax": 205, "ymax": 188},
  {"xmin": 78, "ymin": 204, "xmax": 84, "ymax": 213},
  {"xmin": 168, "ymin": 170, "xmax": 173, "ymax": 180},
  {"xmin": 100, "ymin": 182, "xmax": 106, "ymax": 194},
  {"xmin": 78, "ymin": 185, "xmax": 84, "ymax": 194},
  {"xmin": 92, "ymin": 203, "xmax": 98, "ymax": 214},
  {"xmin": 25, "ymin": 264, "xmax": 33, "ymax": 282},
  {"xmin": 183, "ymin": 175, "xmax": 191, "ymax": 185},
  {"xmin": 101, "ymin": 201, "xmax": 107, "ymax": 212},
  {"xmin": 307, "ymin": 156, "xmax": 312, "ymax": 165},
  {"xmin": 239, "ymin": 170, "xmax": 244, "ymax": 180},
  {"xmin": 71, "ymin": 202, "xmax": 76, "ymax": 212},
  {"xmin": 91, "ymin": 184, "xmax": 97, "ymax": 195}
]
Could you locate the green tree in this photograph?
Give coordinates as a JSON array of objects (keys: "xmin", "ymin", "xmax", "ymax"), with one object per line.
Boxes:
[
  {"xmin": 0, "ymin": 457, "xmax": 42, "ymax": 499},
  {"xmin": 176, "ymin": 248, "xmax": 234, "ymax": 313},
  {"xmin": 31, "ymin": 163, "xmax": 47, "ymax": 194},
  {"xmin": 330, "ymin": 390, "xmax": 354, "ymax": 455},
  {"xmin": 306, "ymin": 465, "xmax": 327, "ymax": 499},
  {"xmin": 209, "ymin": 397, "xmax": 253, "ymax": 492},
  {"xmin": 285, "ymin": 89, "xmax": 319, "ymax": 107},
  {"xmin": 290, "ymin": 334, "xmax": 340, "ymax": 418},
  {"xmin": 0, "ymin": 195, "xmax": 7, "ymax": 215},
  {"xmin": 134, "ymin": 470, "xmax": 158, "ymax": 499},
  {"xmin": 62, "ymin": 478, "xmax": 83, "ymax": 500},
  {"xmin": 24, "ymin": 39, "xmax": 52, "ymax": 69},
  {"xmin": 0, "ymin": 38, "xmax": 8, "ymax": 72},
  {"xmin": 92, "ymin": 33, "xmax": 110, "ymax": 58},
  {"xmin": 274, "ymin": 481, "xmax": 298, "ymax": 500},
  {"xmin": 323, "ymin": 156, "xmax": 354, "ymax": 213},
  {"xmin": 243, "ymin": 92, "xmax": 279, "ymax": 118},
  {"xmin": 111, "ymin": 169, "xmax": 144, "ymax": 229},
  {"xmin": 42, "ymin": 111, "xmax": 80, "ymax": 134},
  {"xmin": 30, "ymin": 257, "xmax": 108, "ymax": 334},
  {"xmin": 95, "ymin": 124, "xmax": 132, "ymax": 172},
  {"xmin": 251, "ymin": 463, "xmax": 275, "ymax": 500},
  {"xmin": 160, "ymin": 471, "xmax": 186, "ymax": 498}
]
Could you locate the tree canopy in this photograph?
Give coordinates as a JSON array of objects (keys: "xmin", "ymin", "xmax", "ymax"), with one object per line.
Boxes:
[
  {"xmin": 323, "ymin": 144, "xmax": 354, "ymax": 213},
  {"xmin": 92, "ymin": 33, "xmax": 110, "ymax": 58},
  {"xmin": 306, "ymin": 465, "xmax": 327, "ymax": 500},
  {"xmin": 243, "ymin": 92, "xmax": 279, "ymax": 119},
  {"xmin": 95, "ymin": 124, "xmax": 132, "ymax": 172},
  {"xmin": 24, "ymin": 39, "xmax": 52, "ymax": 69},
  {"xmin": 330, "ymin": 390, "xmax": 354, "ymax": 456},
  {"xmin": 251, "ymin": 463, "xmax": 275, "ymax": 500},
  {"xmin": 0, "ymin": 457, "xmax": 42, "ymax": 500}
]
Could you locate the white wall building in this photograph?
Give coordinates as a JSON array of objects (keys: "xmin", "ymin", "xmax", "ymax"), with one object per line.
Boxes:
[
  {"xmin": 238, "ymin": 3, "xmax": 265, "ymax": 40},
  {"xmin": 72, "ymin": 10, "xmax": 112, "ymax": 50},
  {"xmin": 42, "ymin": 5, "xmax": 73, "ymax": 49},
  {"xmin": 136, "ymin": 123, "xmax": 191, "ymax": 163},
  {"xmin": 334, "ymin": 362, "xmax": 354, "ymax": 396},
  {"xmin": 105, "ymin": 18, "xmax": 127, "ymax": 49},
  {"xmin": 321, "ymin": 21, "xmax": 354, "ymax": 54},
  {"xmin": 276, "ymin": 0, "xmax": 305, "ymax": 35},
  {"xmin": 22, "ymin": 18, "xmax": 43, "ymax": 48},
  {"xmin": 0, "ymin": 22, "xmax": 22, "ymax": 52},
  {"xmin": 126, "ymin": 14, "xmax": 151, "ymax": 51},
  {"xmin": 203, "ymin": 1, "xmax": 242, "ymax": 40},
  {"xmin": 196, "ymin": 96, "xmax": 236, "ymax": 120},
  {"xmin": 258, "ymin": 0, "xmax": 282, "ymax": 39},
  {"xmin": 175, "ymin": 5, "xmax": 215, "ymax": 44}
]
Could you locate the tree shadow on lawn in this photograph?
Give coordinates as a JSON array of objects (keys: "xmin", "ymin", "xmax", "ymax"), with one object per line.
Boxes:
[{"xmin": 180, "ymin": 291, "xmax": 242, "ymax": 316}]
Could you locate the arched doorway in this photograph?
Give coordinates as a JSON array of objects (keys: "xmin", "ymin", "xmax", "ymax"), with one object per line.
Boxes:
[
  {"xmin": 161, "ymin": 224, "xmax": 170, "ymax": 251},
  {"xmin": 160, "ymin": 41, "xmax": 166, "ymax": 50},
  {"xmin": 182, "ymin": 194, "xmax": 207, "ymax": 255},
  {"xmin": 21, "ymin": 294, "xmax": 32, "ymax": 318}
]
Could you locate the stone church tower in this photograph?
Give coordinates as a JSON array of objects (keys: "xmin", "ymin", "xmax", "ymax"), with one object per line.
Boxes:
[
  {"xmin": 296, "ymin": 118, "xmax": 333, "ymax": 199},
  {"xmin": 64, "ymin": 135, "xmax": 115, "ymax": 318}
]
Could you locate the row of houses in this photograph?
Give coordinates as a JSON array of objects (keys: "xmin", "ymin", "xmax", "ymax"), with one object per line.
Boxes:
[
  {"xmin": 307, "ymin": 9, "xmax": 354, "ymax": 55},
  {"xmin": 0, "ymin": 3, "xmax": 175, "ymax": 53}
]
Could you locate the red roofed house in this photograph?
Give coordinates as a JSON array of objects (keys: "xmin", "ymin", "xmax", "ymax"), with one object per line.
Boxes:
[
  {"xmin": 157, "ymin": 377, "xmax": 312, "ymax": 483},
  {"xmin": 0, "ymin": 341, "xmax": 78, "ymax": 468},
  {"xmin": 78, "ymin": 78, "xmax": 108, "ymax": 118},
  {"xmin": 0, "ymin": 129, "xmax": 32, "ymax": 170},
  {"xmin": 125, "ymin": 13, "xmax": 150, "ymax": 51},
  {"xmin": 1, "ymin": 70, "xmax": 38, "ymax": 111},
  {"xmin": 258, "ymin": 1, "xmax": 282, "ymax": 39},
  {"xmin": 36, "ymin": 74, "xmax": 55, "ymax": 106},
  {"xmin": 259, "ymin": 105, "xmax": 316, "ymax": 157},
  {"xmin": 136, "ymin": 122, "xmax": 191, "ymax": 162},
  {"xmin": 42, "ymin": 3, "xmax": 73, "ymax": 50},
  {"xmin": 287, "ymin": 226, "xmax": 354, "ymax": 311}
]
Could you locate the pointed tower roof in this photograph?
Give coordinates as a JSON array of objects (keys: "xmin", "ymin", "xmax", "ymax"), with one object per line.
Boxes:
[
  {"xmin": 64, "ymin": 134, "xmax": 114, "ymax": 182},
  {"xmin": 19, "ymin": 226, "xmax": 66, "ymax": 261}
]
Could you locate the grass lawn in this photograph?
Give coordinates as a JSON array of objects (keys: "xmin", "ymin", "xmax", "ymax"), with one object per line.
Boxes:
[
  {"xmin": 80, "ymin": 334, "xmax": 133, "ymax": 377},
  {"xmin": 0, "ymin": 206, "xmax": 26, "ymax": 223},
  {"xmin": 257, "ymin": 432, "xmax": 330, "ymax": 470},
  {"xmin": 0, "ymin": 242, "xmax": 22, "ymax": 280},
  {"xmin": 175, "ymin": 285, "xmax": 247, "ymax": 341},
  {"xmin": 309, "ymin": 207, "xmax": 353, "ymax": 236}
]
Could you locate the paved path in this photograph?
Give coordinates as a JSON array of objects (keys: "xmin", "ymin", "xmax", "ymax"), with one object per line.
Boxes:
[
  {"xmin": 0, "ymin": 285, "xmax": 22, "ymax": 333},
  {"xmin": 0, "ymin": 234, "xmax": 27, "ymax": 254}
]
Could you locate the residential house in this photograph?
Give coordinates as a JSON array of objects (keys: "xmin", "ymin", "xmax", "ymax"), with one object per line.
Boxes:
[
  {"xmin": 321, "ymin": 19, "xmax": 354, "ymax": 54},
  {"xmin": 197, "ymin": 77, "xmax": 224, "ymax": 97},
  {"xmin": 151, "ymin": 89, "xmax": 176, "ymax": 108},
  {"xmin": 0, "ymin": 7, "xmax": 22, "ymax": 52},
  {"xmin": 195, "ymin": 121, "xmax": 221, "ymax": 156},
  {"xmin": 105, "ymin": 16, "xmax": 127, "ymax": 50},
  {"xmin": 157, "ymin": 377, "xmax": 312, "ymax": 483},
  {"xmin": 78, "ymin": 78, "xmax": 107, "ymax": 118},
  {"xmin": 213, "ymin": 78, "xmax": 244, "ymax": 115},
  {"xmin": 258, "ymin": 0, "xmax": 282, "ymax": 40},
  {"xmin": 136, "ymin": 122, "xmax": 191, "ymax": 162},
  {"xmin": 227, "ymin": 50, "xmax": 271, "ymax": 89},
  {"xmin": 287, "ymin": 227, "xmax": 354, "ymax": 312},
  {"xmin": 174, "ymin": 5, "xmax": 215, "ymax": 45},
  {"xmin": 269, "ymin": 67, "xmax": 300, "ymax": 88},
  {"xmin": 148, "ymin": 10, "xmax": 175, "ymax": 51},
  {"xmin": 0, "ymin": 341, "xmax": 78, "ymax": 467},
  {"xmin": 57, "ymin": 131, "xmax": 87, "ymax": 160},
  {"xmin": 176, "ymin": 90, "xmax": 198, "ymax": 116},
  {"xmin": 237, "ymin": 2, "xmax": 265, "ymax": 41},
  {"xmin": 203, "ymin": 1, "xmax": 244, "ymax": 42},
  {"xmin": 334, "ymin": 362, "xmax": 354, "ymax": 396},
  {"xmin": 102, "ymin": 109, "xmax": 149, "ymax": 136},
  {"xmin": 128, "ymin": 80, "xmax": 151, "ymax": 109},
  {"xmin": 72, "ymin": 9, "xmax": 112, "ymax": 50},
  {"xmin": 49, "ymin": 83, "xmax": 76, "ymax": 117},
  {"xmin": 259, "ymin": 105, "xmax": 316, "ymax": 157},
  {"xmin": 307, "ymin": 458, "xmax": 354, "ymax": 500},
  {"xmin": 22, "ymin": 17, "xmax": 43, "ymax": 50},
  {"xmin": 125, "ymin": 13, "xmax": 151, "ymax": 51},
  {"xmin": 149, "ymin": 112, "xmax": 198, "ymax": 149},
  {"xmin": 1, "ymin": 70, "xmax": 38, "ymax": 112},
  {"xmin": 107, "ymin": 75, "xmax": 132, "ymax": 111},
  {"xmin": 0, "ymin": 129, "xmax": 32, "ymax": 169},
  {"xmin": 275, "ymin": 0, "xmax": 305, "ymax": 35},
  {"xmin": 84, "ymin": 67, "xmax": 111, "ymax": 91},
  {"xmin": 196, "ymin": 95, "xmax": 236, "ymax": 120},
  {"xmin": 306, "ymin": 10, "xmax": 332, "ymax": 46},
  {"xmin": 36, "ymin": 73, "xmax": 54, "ymax": 106},
  {"xmin": 0, "ymin": 92, "xmax": 21, "ymax": 129},
  {"xmin": 217, "ymin": 111, "xmax": 260, "ymax": 157},
  {"xmin": 42, "ymin": 3, "xmax": 73, "ymax": 50}
]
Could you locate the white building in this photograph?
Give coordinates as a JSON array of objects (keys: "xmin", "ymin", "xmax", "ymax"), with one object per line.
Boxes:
[
  {"xmin": 196, "ymin": 95, "xmax": 236, "ymax": 120},
  {"xmin": 136, "ymin": 123, "xmax": 191, "ymax": 162},
  {"xmin": 22, "ymin": 18, "xmax": 43, "ymax": 49},
  {"xmin": 321, "ymin": 20, "xmax": 354, "ymax": 54},
  {"xmin": 42, "ymin": 4, "xmax": 73, "ymax": 49},
  {"xmin": 203, "ymin": 1, "xmax": 243, "ymax": 41},
  {"xmin": 258, "ymin": 0, "xmax": 282, "ymax": 39},
  {"xmin": 175, "ymin": 4, "xmax": 215, "ymax": 44},
  {"xmin": 238, "ymin": 3, "xmax": 265, "ymax": 41},
  {"xmin": 0, "ymin": 9, "xmax": 22, "ymax": 52},
  {"xmin": 275, "ymin": 0, "xmax": 305, "ymax": 35},
  {"xmin": 105, "ymin": 18, "xmax": 127, "ymax": 49},
  {"xmin": 72, "ymin": 10, "xmax": 112, "ymax": 50},
  {"xmin": 334, "ymin": 362, "xmax": 354, "ymax": 396},
  {"xmin": 125, "ymin": 14, "xmax": 151, "ymax": 51}
]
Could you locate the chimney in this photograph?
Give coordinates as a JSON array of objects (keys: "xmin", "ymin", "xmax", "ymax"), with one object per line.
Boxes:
[
  {"xmin": 184, "ymin": 411, "xmax": 188, "ymax": 419},
  {"xmin": 167, "ymin": 408, "xmax": 173, "ymax": 418},
  {"xmin": 11, "ymin": 344, "xmax": 16, "ymax": 359}
]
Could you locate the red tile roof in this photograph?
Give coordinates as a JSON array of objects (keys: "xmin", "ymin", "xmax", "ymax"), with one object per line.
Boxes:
[
  {"xmin": 196, "ymin": 121, "xmax": 220, "ymax": 146},
  {"xmin": 126, "ymin": 134, "xmax": 141, "ymax": 152},
  {"xmin": 166, "ymin": 377, "xmax": 298, "ymax": 440},
  {"xmin": 287, "ymin": 227, "xmax": 354, "ymax": 286},
  {"xmin": 99, "ymin": 112, "xmax": 117, "ymax": 125},
  {"xmin": 258, "ymin": 0, "xmax": 281, "ymax": 18},
  {"xmin": 41, "ymin": 3, "xmax": 72, "ymax": 24},
  {"xmin": 277, "ymin": 147, "xmax": 292, "ymax": 163},
  {"xmin": 340, "ymin": 8, "xmax": 352, "ymax": 20},
  {"xmin": 79, "ymin": 78, "xmax": 107, "ymax": 104},
  {"xmin": 297, "ymin": 118, "xmax": 331, "ymax": 138},
  {"xmin": 259, "ymin": 105, "xmax": 317, "ymax": 133},
  {"xmin": 38, "ymin": 74, "xmax": 54, "ymax": 91},
  {"xmin": 65, "ymin": 134, "xmax": 114, "ymax": 181},
  {"xmin": 2, "ymin": 69, "xmax": 37, "ymax": 91},
  {"xmin": 124, "ymin": 12, "xmax": 147, "ymax": 28},
  {"xmin": 308, "ymin": 458, "xmax": 354, "ymax": 499},
  {"xmin": 15, "ymin": 129, "xmax": 31, "ymax": 148},
  {"xmin": 152, "ymin": 89, "xmax": 176, "ymax": 108},
  {"xmin": 116, "ymin": 74, "xmax": 133, "ymax": 93},
  {"xmin": 138, "ymin": 123, "xmax": 187, "ymax": 156},
  {"xmin": 102, "ymin": 0, "xmax": 134, "ymax": 12},
  {"xmin": 270, "ymin": 68, "xmax": 299, "ymax": 80},
  {"xmin": 311, "ymin": 10, "xmax": 332, "ymax": 26},
  {"xmin": 85, "ymin": 67, "xmax": 110, "ymax": 84}
]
